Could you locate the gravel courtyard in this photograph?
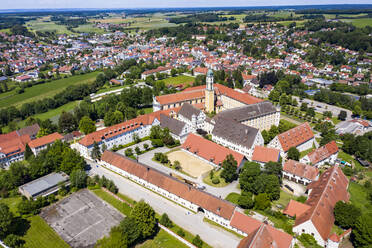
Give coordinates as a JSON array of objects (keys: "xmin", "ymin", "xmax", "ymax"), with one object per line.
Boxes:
[
  {"xmin": 40, "ymin": 189, "xmax": 124, "ymax": 248},
  {"xmin": 167, "ymin": 150, "xmax": 213, "ymax": 178}
]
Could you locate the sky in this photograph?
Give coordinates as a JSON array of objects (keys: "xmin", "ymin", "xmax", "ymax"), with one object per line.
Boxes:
[{"xmin": 1, "ymin": 0, "xmax": 372, "ymax": 9}]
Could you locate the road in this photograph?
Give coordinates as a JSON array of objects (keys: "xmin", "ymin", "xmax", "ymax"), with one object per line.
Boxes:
[
  {"xmin": 87, "ymin": 160, "xmax": 241, "ymax": 248},
  {"xmin": 293, "ymin": 96, "xmax": 352, "ymax": 120}
]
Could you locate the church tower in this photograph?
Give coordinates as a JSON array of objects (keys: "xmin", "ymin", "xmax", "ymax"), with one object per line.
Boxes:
[{"xmin": 205, "ymin": 69, "xmax": 215, "ymax": 113}]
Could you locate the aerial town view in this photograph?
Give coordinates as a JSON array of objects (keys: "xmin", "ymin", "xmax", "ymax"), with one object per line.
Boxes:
[{"xmin": 0, "ymin": 0, "xmax": 372, "ymax": 248}]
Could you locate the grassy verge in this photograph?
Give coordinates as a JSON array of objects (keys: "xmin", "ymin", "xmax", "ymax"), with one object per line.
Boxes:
[
  {"xmin": 225, "ymin": 192, "xmax": 240, "ymax": 205},
  {"xmin": 23, "ymin": 215, "xmax": 70, "ymax": 248},
  {"xmin": 0, "ymin": 71, "xmax": 99, "ymax": 108},
  {"xmin": 255, "ymin": 210, "xmax": 294, "ymax": 235},
  {"xmin": 137, "ymin": 229, "xmax": 188, "ymax": 248},
  {"xmin": 203, "ymin": 217, "xmax": 245, "ymax": 239},
  {"xmin": 203, "ymin": 170, "xmax": 229, "ymax": 187},
  {"xmin": 91, "ymin": 187, "xmax": 212, "ymax": 248}
]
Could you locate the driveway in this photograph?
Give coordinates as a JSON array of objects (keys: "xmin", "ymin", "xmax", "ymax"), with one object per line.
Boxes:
[{"xmin": 87, "ymin": 160, "xmax": 241, "ymax": 248}]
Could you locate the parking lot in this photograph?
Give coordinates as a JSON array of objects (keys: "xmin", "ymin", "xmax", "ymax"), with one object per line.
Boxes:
[{"xmin": 40, "ymin": 189, "xmax": 124, "ymax": 248}]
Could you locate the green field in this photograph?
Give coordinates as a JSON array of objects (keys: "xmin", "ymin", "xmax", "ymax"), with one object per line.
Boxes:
[
  {"xmin": 0, "ymin": 72, "xmax": 99, "ymax": 108},
  {"xmin": 73, "ymin": 24, "xmax": 105, "ymax": 34},
  {"xmin": 340, "ymin": 18, "xmax": 372, "ymax": 28},
  {"xmin": 348, "ymin": 182, "xmax": 372, "ymax": 216},
  {"xmin": 23, "ymin": 215, "xmax": 70, "ymax": 248},
  {"xmin": 161, "ymin": 75, "xmax": 195, "ymax": 87},
  {"xmin": 26, "ymin": 17, "xmax": 73, "ymax": 35}
]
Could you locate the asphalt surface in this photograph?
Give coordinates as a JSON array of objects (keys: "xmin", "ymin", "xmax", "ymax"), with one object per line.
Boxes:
[{"xmin": 87, "ymin": 159, "xmax": 241, "ymax": 248}]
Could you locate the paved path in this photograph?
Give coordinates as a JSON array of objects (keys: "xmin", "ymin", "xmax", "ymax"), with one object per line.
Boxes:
[{"xmin": 87, "ymin": 160, "xmax": 241, "ymax": 248}]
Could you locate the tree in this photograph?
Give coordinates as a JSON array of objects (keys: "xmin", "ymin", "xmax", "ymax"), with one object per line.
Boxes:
[
  {"xmin": 3, "ymin": 234, "xmax": 24, "ymax": 248},
  {"xmin": 287, "ymin": 147, "xmax": 300, "ymax": 161},
  {"xmin": 334, "ymin": 201, "xmax": 361, "ymax": 229},
  {"xmin": 143, "ymin": 143, "xmax": 149, "ymax": 150},
  {"xmin": 352, "ymin": 214, "xmax": 372, "ymax": 248},
  {"xmin": 130, "ymin": 201, "xmax": 157, "ymax": 239},
  {"xmin": 119, "ymin": 217, "xmax": 141, "ymax": 246},
  {"xmin": 70, "ymin": 169, "xmax": 87, "ymax": 189},
  {"xmin": 0, "ymin": 203, "xmax": 14, "ymax": 238},
  {"xmin": 58, "ymin": 111, "xmax": 77, "ymax": 133},
  {"xmin": 133, "ymin": 133, "xmax": 141, "ymax": 144},
  {"xmin": 125, "ymin": 148, "xmax": 133, "ymax": 157},
  {"xmin": 238, "ymin": 192, "xmax": 254, "ymax": 209},
  {"xmin": 220, "ymin": 154, "xmax": 238, "ymax": 183},
  {"xmin": 79, "ymin": 116, "xmax": 96, "ymax": 134},
  {"xmin": 264, "ymin": 161, "xmax": 282, "ymax": 181},
  {"xmin": 300, "ymin": 102, "xmax": 308, "ymax": 112},
  {"xmin": 159, "ymin": 213, "xmax": 173, "ymax": 228},
  {"xmin": 91, "ymin": 141, "xmax": 101, "ymax": 160},
  {"xmin": 173, "ymin": 160, "xmax": 181, "ymax": 170},
  {"xmin": 254, "ymin": 193, "xmax": 271, "ymax": 210},
  {"xmin": 298, "ymin": 233, "xmax": 322, "ymax": 248},
  {"xmin": 192, "ymin": 235, "xmax": 204, "ymax": 248},
  {"xmin": 338, "ymin": 110, "xmax": 347, "ymax": 121},
  {"xmin": 135, "ymin": 146, "xmax": 141, "ymax": 155},
  {"xmin": 60, "ymin": 148, "xmax": 86, "ymax": 174},
  {"xmin": 24, "ymin": 143, "xmax": 33, "ymax": 160},
  {"xmin": 239, "ymin": 162, "xmax": 261, "ymax": 192}
]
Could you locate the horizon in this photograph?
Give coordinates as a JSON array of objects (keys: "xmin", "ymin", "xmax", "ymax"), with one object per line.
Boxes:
[{"xmin": 1, "ymin": 1, "xmax": 372, "ymax": 10}]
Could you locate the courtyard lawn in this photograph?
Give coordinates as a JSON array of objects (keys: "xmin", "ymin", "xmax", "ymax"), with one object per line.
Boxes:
[
  {"xmin": 161, "ymin": 75, "xmax": 195, "ymax": 87},
  {"xmin": 138, "ymin": 107, "xmax": 153, "ymax": 115},
  {"xmin": 203, "ymin": 170, "xmax": 229, "ymax": 188},
  {"xmin": 167, "ymin": 150, "xmax": 213, "ymax": 178},
  {"xmin": 273, "ymin": 190, "xmax": 297, "ymax": 209},
  {"xmin": 300, "ymin": 147, "xmax": 314, "ymax": 158},
  {"xmin": 0, "ymin": 72, "xmax": 99, "ymax": 108},
  {"xmin": 225, "ymin": 192, "xmax": 240, "ymax": 205},
  {"xmin": 23, "ymin": 215, "xmax": 70, "ymax": 248}
]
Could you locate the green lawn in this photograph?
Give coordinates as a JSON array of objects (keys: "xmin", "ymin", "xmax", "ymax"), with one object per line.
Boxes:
[
  {"xmin": 348, "ymin": 182, "xmax": 372, "ymax": 216},
  {"xmin": 203, "ymin": 170, "xmax": 229, "ymax": 188},
  {"xmin": 161, "ymin": 75, "xmax": 195, "ymax": 87},
  {"xmin": 95, "ymin": 84, "xmax": 127, "ymax": 94},
  {"xmin": 92, "ymin": 188, "xmax": 132, "ymax": 216},
  {"xmin": 225, "ymin": 192, "xmax": 240, "ymax": 205},
  {"xmin": 138, "ymin": 107, "xmax": 153, "ymax": 115},
  {"xmin": 273, "ymin": 190, "xmax": 297, "ymax": 209},
  {"xmin": 137, "ymin": 229, "xmax": 188, "ymax": 248},
  {"xmin": 300, "ymin": 147, "xmax": 314, "ymax": 158},
  {"xmin": 0, "ymin": 72, "xmax": 99, "ymax": 108},
  {"xmin": 0, "ymin": 196, "xmax": 22, "ymax": 213},
  {"xmin": 23, "ymin": 215, "xmax": 70, "ymax": 248},
  {"xmin": 337, "ymin": 151, "xmax": 362, "ymax": 170}
]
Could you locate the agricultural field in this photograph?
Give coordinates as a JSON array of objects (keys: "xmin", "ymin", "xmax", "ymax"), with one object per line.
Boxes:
[
  {"xmin": 73, "ymin": 24, "xmax": 105, "ymax": 34},
  {"xmin": 340, "ymin": 18, "xmax": 372, "ymax": 28},
  {"xmin": 26, "ymin": 17, "xmax": 73, "ymax": 35},
  {"xmin": 161, "ymin": 75, "xmax": 195, "ymax": 87},
  {"xmin": 0, "ymin": 71, "xmax": 99, "ymax": 108}
]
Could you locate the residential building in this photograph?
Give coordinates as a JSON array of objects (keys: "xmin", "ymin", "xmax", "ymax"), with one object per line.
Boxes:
[
  {"xmin": 268, "ymin": 122, "xmax": 315, "ymax": 156},
  {"xmin": 211, "ymin": 118, "xmax": 264, "ymax": 159},
  {"xmin": 19, "ymin": 172, "xmax": 70, "ymax": 200},
  {"xmin": 177, "ymin": 103, "xmax": 206, "ymax": 131},
  {"xmin": 336, "ymin": 119, "xmax": 371, "ymax": 135},
  {"xmin": 251, "ymin": 146, "xmax": 281, "ymax": 167},
  {"xmin": 28, "ymin": 132, "xmax": 64, "ymax": 156},
  {"xmin": 141, "ymin": 66, "xmax": 172, "ymax": 80},
  {"xmin": 282, "ymin": 160, "xmax": 319, "ymax": 186},
  {"xmin": 300, "ymin": 141, "xmax": 339, "ymax": 167},
  {"xmin": 213, "ymin": 101, "xmax": 280, "ymax": 131},
  {"xmin": 182, "ymin": 134, "xmax": 247, "ymax": 170},
  {"xmin": 159, "ymin": 114, "xmax": 191, "ymax": 143},
  {"xmin": 291, "ymin": 165, "xmax": 349, "ymax": 247}
]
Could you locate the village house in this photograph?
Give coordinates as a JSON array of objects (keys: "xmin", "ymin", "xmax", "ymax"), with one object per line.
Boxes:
[
  {"xmin": 282, "ymin": 160, "xmax": 319, "ymax": 186},
  {"xmin": 141, "ymin": 66, "xmax": 172, "ymax": 80},
  {"xmin": 300, "ymin": 141, "xmax": 339, "ymax": 167},
  {"xmin": 251, "ymin": 146, "xmax": 281, "ymax": 167},
  {"xmin": 159, "ymin": 114, "xmax": 191, "ymax": 143},
  {"xmin": 268, "ymin": 122, "xmax": 315, "ymax": 157},
  {"xmin": 28, "ymin": 132, "xmax": 64, "ymax": 156}
]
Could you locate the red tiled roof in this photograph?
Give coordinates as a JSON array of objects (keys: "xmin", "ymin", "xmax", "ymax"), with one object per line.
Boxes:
[
  {"xmin": 142, "ymin": 66, "xmax": 172, "ymax": 75},
  {"xmin": 294, "ymin": 165, "xmax": 349, "ymax": 241},
  {"xmin": 307, "ymin": 141, "xmax": 338, "ymax": 165},
  {"xmin": 101, "ymin": 151, "xmax": 235, "ymax": 220},
  {"xmin": 277, "ymin": 122, "xmax": 314, "ymax": 152},
  {"xmin": 283, "ymin": 160, "xmax": 319, "ymax": 181},
  {"xmin": 193, "ymin": 67, "xmax": 208, "ymax": 75},
  {"xmin": 283, "ymin": 199, "xmax": 311, "ymax": 217},
  {"xmin": 28, "ymin": 132, "xmax": 63, "ymax": 148},
  {"xmin": 234, "ymin": 211, "xmax": 293, "ymax": 248},
  {"xmin": 182, "ymin": 134, "xmax": 246, "ymax": 167},
  {"xmin": 155, "ymin": 89, "xmax": 205, "ymax": 105},
  {"xmin": 252, "ymin": 146, "xmax": 280, "ymax": 163},
  {"xmin": 0, "ymin": 131, "xmax": 30, "ymax": 157}
]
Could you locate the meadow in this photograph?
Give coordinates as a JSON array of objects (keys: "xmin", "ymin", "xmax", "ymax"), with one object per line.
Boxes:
[
  {"xmin": 0, "ymin": 71, "xmax": 99, "ymax": 108},
  {"xmin": 161, "ymin": 75, "xmax": 195, "ymax": 87},
  {"xmin": 26, "ymin": 17, "xmax": 73, "ymax": 35},
  {"xmin": 340, "ymin": 18, "xmax": 372, "ymax": 28}
]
